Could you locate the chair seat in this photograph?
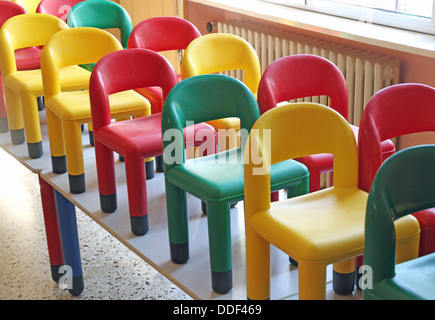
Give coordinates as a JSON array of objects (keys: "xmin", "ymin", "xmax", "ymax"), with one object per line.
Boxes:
[
  {"xmin": 367, "ymin": 253, "xmax": 435, "ymax": 300},
  {"xmin": 248, "ymin": 187, "xmax": 419, "ymax": 262},
  {"xmin": 295, "ymin": 124, "xmax": 395, "ymax": 169},
  {"xmin": 46, "ymin": 89, "xmax": 150, "ymax": 120},
  {"xmin": 4, "ymin": 65, "xmax": 90, "ymax": 94},
  {"xmin": 166, "ymin": 147, "xmax": 309, "ymax": 201},
  {"xmin": 412, "ymin": 208, "xmax": 435, "ymax": 256},
  {"xmin": 95, "ymin": 113, "xmax": 216, "ymax": 157},
  {"xmin": 413, "ymin": 208, "xmax": 435, "ymax": 228},
  {"xmin": 206, "ymin": 117, "xmax": 240, "ymax": 130},
  {"xmin": 15, "ymin": 47, "xmax": 42, "ymax": 70}
]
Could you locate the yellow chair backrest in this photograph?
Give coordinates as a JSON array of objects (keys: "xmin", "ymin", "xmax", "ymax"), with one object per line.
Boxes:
[
  {"xmin": 0, "ymin": 13, "xmax": 68, "ymax": 76},
  {"xmin": 13, "ymin": 0, "xmax": 41, "ymax": 13},
  {"xmin": 244, "ymin": 102, "xmax": 358, "ymax": 214},
  {"xmin": 41, "ymin": 27, "xmax": 123, "ymax": 97},
  {"xmin": 181, "ymin": 33, "xmax": 261, "ymax": 95}
]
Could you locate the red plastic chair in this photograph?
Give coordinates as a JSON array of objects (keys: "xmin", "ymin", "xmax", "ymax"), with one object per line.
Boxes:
[
  {"xmin": 258, "ymin": 54, "xmax": 396, "ymax": 192},
  {"xmin": 0, "ymin": 1, "xmax": 42, "ymax": 133},
  {"xmin": 359, "ymin": 83, "xmax": 435, "ymax": 259},
  {"xmin": 89, "ymin": 48, "xmax": 216, "ymax": 235},
  {"xmin": 36, "ymin": 0, "xmax": 85, "ymax": 20},
  {"xmin": 127, "ymin": 16, "xmax": 201, "ymax": 172},
  {"xmin": 127, "ymin": 16, "xmax": 201, "ymax": 114}
]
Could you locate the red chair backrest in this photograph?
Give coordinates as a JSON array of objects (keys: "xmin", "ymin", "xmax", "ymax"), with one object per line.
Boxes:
[
  {"xmin": 89, "ymin": 48, "xmax": 178, "ymax": 130},
  {"xmin": 0, "ymin": 2, "xmax": 27, "ymax": 26},
  {"xmin": 127, "ymin": 16, "xmax": 201, "ymax": 52},
  {"xmin": 36, "ymin": 0, "xmax": 85, "ymax": 20},
  {"xmin": 358, "ymin": 83, "xmax": 435, "ymax": 192},
  {"xmin": 257, "ymin": 54, "xmax": 349, "ymax": 119}
]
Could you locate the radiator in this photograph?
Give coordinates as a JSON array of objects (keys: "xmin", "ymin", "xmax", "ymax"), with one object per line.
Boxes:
[{"xmin": 216, "ymin": 21, "xmax": 400, "ymax": 126}]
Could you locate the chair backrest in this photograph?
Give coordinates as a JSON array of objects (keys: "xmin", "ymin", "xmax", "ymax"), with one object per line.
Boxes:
[
  {"xmin": 89, "ymin": 48, "xmax": 178, "ymax": 131},
  {"xmin": 244, "ymin": 102, "xmax": 358, "ymax": 215},
  {"xmin": 36, "ymin": 0, "xmax": 85, "ymax": 20},
  {"xmin": 66, "ymin": 0, "xmax": 132, "ymax": 48},
  {"xmin": 257, "ymin": 54, "xmax": 348, "ymax": 118},
  {"xmin": 40, "ymin": 27, "xmax": 122, "ymax": 97},
  {"xmin": 0, "ymin": 1, "xmax": 27, "ymax": 26},
  {"xmin": 127, "ymin": 16, "xmax": 201, "ymax": 52},
  {"xmin": 181, "ymin": 33, "xmax": 261, "ymax": 95},
  {"xmin": 162, "ymin": 74, "xmax": 259, "ymax": 169},
  {"xmin": 13, "ymin": 0, "xmax": 40, "ymax": 13},
  {"xmin": 358, "ymin": 83, "xmax": 435, "ymax": 192},
  {"xmin": 364, "ymin": 145, "xmax": 435, "ymax": 284},
  {"xmin": 0, "ymin": 13, "xmax": 68, "ymax": 76}
]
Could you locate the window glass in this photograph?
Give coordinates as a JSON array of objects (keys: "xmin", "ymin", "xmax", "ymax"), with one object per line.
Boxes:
[
  {"xmin": 327, "ymin": 0, "xmax": 432, "ymax": 18},
  {"xmin": 261, "ymin": 0, "xmax": 435, "ymax": 34}
]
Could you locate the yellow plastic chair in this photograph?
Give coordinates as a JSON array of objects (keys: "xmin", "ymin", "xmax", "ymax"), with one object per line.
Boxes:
[
  {"xmin": 65, "ymin": 0, "xmax": 134, "ymax": 146},
  {"xmin": 13, "ymin": 0, "xmax": 41, "ymax": 13},
  {"xmin": 41, "ymin": 27, "xmax": 150, "ymax": 194},
  {"xmin": 0, "ymin": 13, "xmax": 91, "ymax": 158},
  {"xmin": 244, "ymin": 102, "xmax": 420, "ymax": 300},
  {"xmin": 181, "ymin": 33, "xmax": 261, "ymax": 151}
]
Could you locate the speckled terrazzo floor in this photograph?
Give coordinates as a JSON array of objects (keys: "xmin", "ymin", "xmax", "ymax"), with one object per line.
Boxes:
[{"xmin": 0, "ymin": 147, "xmax": 192, "ymax": 300}]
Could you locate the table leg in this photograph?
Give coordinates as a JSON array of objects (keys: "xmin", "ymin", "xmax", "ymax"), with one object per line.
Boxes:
[{"xmin": 54, "ymin": 189, "xmax": 84, "ymax": 296}]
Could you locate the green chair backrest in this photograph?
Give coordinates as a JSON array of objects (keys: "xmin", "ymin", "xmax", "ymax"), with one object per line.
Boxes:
[
  {"xmin": 161, "ymin": 74, "xmax": 260, "ymax": 170},
  {"xmin": 364, "ymin": 145, "xmax": 435, "ymax": 285},
  {"xmin": 66, "ymin": 0, "xmax": 132, "ymax": 48}
]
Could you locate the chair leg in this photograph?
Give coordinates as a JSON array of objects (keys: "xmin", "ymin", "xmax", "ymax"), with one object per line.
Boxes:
[
  {"xmin": 145, "ymin": 158, "xmax": 155, "ymax": 179},
  {"xmin": 3, "ymin": 86, "xmax": 24, "ymax": 144},
  {"xmin": 54, "ymin": 190, "xmax": 84, "ymax": 296},
  {"xmin": 87, "ymin": 122, "xmax": 94, "ymax": 146},
  {"xmin": 286, "ymin": 177, "xmax": 310, "ymax": 267},
  {"xmin": 308, "ymin": 169, "xmax": 322, "ymax": 193},
  {"xmin": 0, "ymin": 76, "xmax": 9, "ymax": 133},
  {"xmin": 206, "ymin": 200, "xmax": 233, "ymax": 294},
  {"xmin": 246, "ymin": 224, "xmax": 270, "ymax": 300},
  {"xmin": 63, "ymin": 120, "xmax": 86, "ymax": 194},
  {"xmin": 46, "ymin": 107, "xmax": 67, "ymax": 173},
  {"xmin": 124, "ymin": 154, "xmax": 149, "ymax": 236},
  {"xmin": 37, "ymin": 96, "xmax": 44, "ymax": 111},
  {"xmin": 39, "ymin": 175, "xmax": 64, "ymax": 283},
  {"xmin": 355, "ymin": 255, "xmax": 364, "ymax": 290},
  {"xmin": 333, "ymin": 258, "xmax": 356, "ymax": 295},
  {"xmin": 94, "ymin": 140, "xmax": 117, "ymax": 213},
  {"xmin": 165, "ymin": 178, "xmax": 189, "ymax": 264},
  {"xmin": 21, "ymin": 92, "xmax": 43, "ymax": 158},
  {"xmin": 155, "ymin": 155, "xmax": 164, "ymax": 173},
  {"xmin": 298, "ymin": 260, "xmax": 327, "ymax": 300},
  {"xmin": 0, "ymin": 116, "xmax": 8, "ymax": 133}
]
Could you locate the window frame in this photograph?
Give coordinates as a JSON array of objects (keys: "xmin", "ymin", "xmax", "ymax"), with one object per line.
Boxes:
[{"xmin": 261, "ymin": 0, "xmax": 435, "ymax": 35}]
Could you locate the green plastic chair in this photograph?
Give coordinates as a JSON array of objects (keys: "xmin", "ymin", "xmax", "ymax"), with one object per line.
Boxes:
[
  {"xmin": 66, "ymin": 0, "xmax": 133, "ymax": 71},
  {"xmin": 363, "ymin": 145, "xmax": 435, "ymax": 300},
  {"xmin": 162, "ymin": 74, "xmax": 309, "ymax": 294}
]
